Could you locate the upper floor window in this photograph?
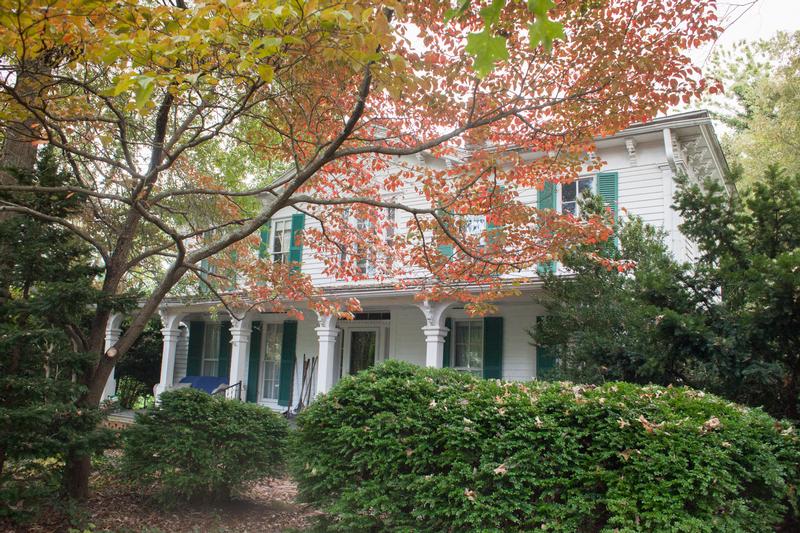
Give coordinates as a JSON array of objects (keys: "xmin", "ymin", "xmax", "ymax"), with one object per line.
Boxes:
[
  {"xmin": 453, "ymin": 319, "xmax": 483, "ymax": 376},
  {"xmin": 385, "ymin": 207, "xmax": 396, "ymax": 246},
  {"xmin": 271, "ymin": 218, "xmax": 292, "ymax": 263},
  {"xmin": 465, "ymin": 214, "xmax": 486, "ymax": 241},
  {"xmin": 355, "ymin": 216, "xmax": 375, "ymax": 276},
  {"xmin": 561, "ymin": 177, "xmax": 594, "ymax": 216}
]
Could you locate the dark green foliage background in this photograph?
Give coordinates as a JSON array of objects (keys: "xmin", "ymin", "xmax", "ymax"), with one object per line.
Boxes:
[
  {"xmin": 115, "ymin": 318, "xmax": 163, "ymax": 394},
  {"xmin": 121, "ymin": 388, "xmax": 288, "ymax": 503},
  {"xmin": 534, "ymin": 168, "xmax": 800, "ymax": 420},
  {"xmin": 292, "ymin": 361, "xmax": 799, "ymax": 532},
  {"xmin": 0, "ymin": 149, "xmax": 119, "ymax": 519}
]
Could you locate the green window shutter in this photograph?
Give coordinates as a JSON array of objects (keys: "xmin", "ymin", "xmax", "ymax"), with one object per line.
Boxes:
[
  {"xmin": 443, "ymin": 317, "xmax": 452, "ymax": 368},
  {"xmin": 198, "ymin": 259, "xmax": 210, "ymax": 294},
  {"xmin": 483, "ymin": 317, "xmax": 503, "ymax": 379},
  {"xmin": 597, "ymin": 171, "xmax": 620, "ymax": 255},
  {"xmin": 289, "ymin": 214, "xmax": 305, "ymax": 270},
  {"xmin": 277, "ymin": 320, "xmax": 297, "ymax": 406},
  {"xmin": 537, "ymin": 261, "xmax": 557, "ymax": 275},
  {"xmin": 218, "ymin": 321, "xmax": 232, "ymax": 379},
  {"xmin": 436, "ymin": 208, "xmax": 455, "ymax": 258},
  {"xmin": 535, "ymin": 317, "xmax": 556, "ymax": 379},
  {"xmin": 187, "ymin": 321, "xmax": 205, "ymax": 376},
  {"xmin": 246, "ymin": 322, "xmax": 262, "ymax": 402},
  {"xmin": 597, "ymin": 171, "xmax": 619, "ymax": 216},
  {"xmin": 537, "ymin": 181, "xmax": 556, "ymax": 211},
  {"xmin": 536, "ymin": 345, "xmax": 556, "ymax": 378},
  {"xmin": 486, "ymin": 218, "xmax": 500, "ymax": 252},
  {"xmin": 537, "ymin": 182, "xmax": 557, "ymax": 274},
  {"xmin": 259, "ymin": 220, "xmax": 271, "ymax": 259},
  {"xmin": 227, "ymin": 250, "xmax": 238, "ymax": 290}
]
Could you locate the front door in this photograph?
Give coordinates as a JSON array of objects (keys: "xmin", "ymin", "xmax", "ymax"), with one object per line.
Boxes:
[{"xmin": 344, "ymin": 328, "xmax": 379, "ymax": 375}]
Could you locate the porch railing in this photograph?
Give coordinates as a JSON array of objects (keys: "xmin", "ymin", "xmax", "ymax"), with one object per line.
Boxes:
[{"xmin": 213, "ymin": 381, "xmax": 243, "ymax": 401}]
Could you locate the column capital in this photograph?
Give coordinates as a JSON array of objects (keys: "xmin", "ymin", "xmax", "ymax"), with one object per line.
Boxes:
[
  {"xmin": 315, "ymin": 326, "xmax": 340, "ymax": 343},
  {"xmin": 160, "ymin": 327, "xmax": 182, "ymax": 340},
  {"xmin": 421, "ymin": 325, "xmax": 449, "ymax": 343}
]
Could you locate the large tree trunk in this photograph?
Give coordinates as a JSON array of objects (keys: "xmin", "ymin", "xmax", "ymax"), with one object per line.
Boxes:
[
  {"xmin": 0, "ymin": 64, "xmax": 46, "ymax": 185},
  {"xmin": 63, "ymin": 450, "xmax": 92, "ymax": 501}
]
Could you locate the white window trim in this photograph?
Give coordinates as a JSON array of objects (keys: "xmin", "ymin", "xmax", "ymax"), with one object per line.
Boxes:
[
  {"xmin": 270, "ymin": 217, "xmax": 292, "ymax": 263},
  {"xmin": 451, "ymin": 319, "xmax": 484, "ymax": 375}
]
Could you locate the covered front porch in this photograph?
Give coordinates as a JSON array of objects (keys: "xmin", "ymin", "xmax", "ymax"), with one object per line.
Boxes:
[{"xmin": 153, "ymin": 292, "xmax": 551, "ymax": 411}]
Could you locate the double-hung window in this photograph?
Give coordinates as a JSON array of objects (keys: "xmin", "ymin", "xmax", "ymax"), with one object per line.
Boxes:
[
  {"xmin": 453, "ymin": 320, "xmax": 483, "ymax": 376},
  {"xmin": 271, "ymin": 218, "xmax": 292, "ymax": 263},
  {"xmin": 261, "ymin": 322, "xmax": 283, "ymax": 401},
  {"xmin": 561, "ymin": 177, "xmax": 594, "ymax": 216},
  {"xmin": 201, "ymin": 323, "xmax": 221, "ymax": 376},
  {"xmin": 465, "ymin": 214, "xmax": 487, "ymax": 245}
]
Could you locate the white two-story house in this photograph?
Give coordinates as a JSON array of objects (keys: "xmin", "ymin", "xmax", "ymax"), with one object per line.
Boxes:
[{"xmin": 109, "ymin": 110, "xmax": 728, "ymax": 411}]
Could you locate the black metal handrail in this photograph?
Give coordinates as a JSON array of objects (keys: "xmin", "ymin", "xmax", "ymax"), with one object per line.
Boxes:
[{"xmin": 213, "ymin": 380, "xmax": 243, "ymax": 401}]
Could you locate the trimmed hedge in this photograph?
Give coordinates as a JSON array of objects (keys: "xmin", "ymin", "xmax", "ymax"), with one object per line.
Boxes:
[
  {"xmin": 292, "ymin": 361, "xmax": 800, "ymax": 532},
  {"xmin": 121, "ymin": 388, "xmax": 288, "ymax": 503}
]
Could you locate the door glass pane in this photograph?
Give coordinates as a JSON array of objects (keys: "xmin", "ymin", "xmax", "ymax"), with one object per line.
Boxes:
[
  {"xmin": 201, "ymin": 323, "xmax": 220, "ymax": 376},
  {"xmin": 350, "ymin": 331, "xmax": 376, "ymax": 374},
  {"xmin": 453, "ymin": 320, "xmax": 483, "ymax": 375},
  {"xmin": 562, "ymin": 181, "xmax": 576, "ymax": 202},
  {"xmin": 261, "ymin": 323, "xmax": 283, "ymax": 401}
]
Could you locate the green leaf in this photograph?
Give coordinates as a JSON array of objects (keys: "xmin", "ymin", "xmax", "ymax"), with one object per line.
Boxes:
[
  {"xmin": 479, "ymin": 0, "xmax": 506, "ymax": 26},
  {"xmin": 466, "ymin": 29, "xmax": 509, "ymax": 78},
  {"xmin": 134, "ymin": 75, "xmax": 156, "ymax": 109},
  {"xmin": 527, "ymin": 0, "xmax": 556, "ymax": 17},
  {"xmin": 528, "ymin": 16, "xmax": 564, "ymax": 52}
]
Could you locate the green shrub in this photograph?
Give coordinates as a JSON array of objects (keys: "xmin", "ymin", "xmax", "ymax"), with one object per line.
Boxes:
[
  {"xmin": 292, "ymin": 361, "xmax": 800, "ymax": 532},
  {"xmin": 121, "ymin": 388, "xmax": 288, "ymax": 503}
]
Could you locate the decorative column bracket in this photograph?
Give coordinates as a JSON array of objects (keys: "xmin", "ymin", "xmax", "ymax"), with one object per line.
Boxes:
[
  {"xmin": 155, "ymin": 310, "xmax": 184, "ymax": 399},
  {"xmin": 228, "ymin": 314, "xmax": 253, "ymax": 401},
  {"xmin": 417, "ymin": 300, "xmax": 452, "ymax": 368},
  {"xmin": 315, "ymin": 313, "xmax": 339, "ymax": 397},
  {"xmin": 101, "ymin": 313, "xmax": 124, "ymax": 401}
]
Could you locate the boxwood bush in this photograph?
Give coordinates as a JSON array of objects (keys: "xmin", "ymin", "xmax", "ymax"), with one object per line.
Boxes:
[
  {"xmin": 121, "ymin": 388, "xmax": 288, "ymax": 503},
  {"xmin": 292, "ymin": 361, "xmax": 799, "ymax": 532}
]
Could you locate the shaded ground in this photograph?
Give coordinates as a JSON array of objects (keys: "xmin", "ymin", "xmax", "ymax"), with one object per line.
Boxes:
[
  {"xmin": 83, "ymin": 476, "xmax": 319, "ymax": 533},
  {"xmin": 4, "ymin": 463, "xmax": 320, "ymax": 533}
]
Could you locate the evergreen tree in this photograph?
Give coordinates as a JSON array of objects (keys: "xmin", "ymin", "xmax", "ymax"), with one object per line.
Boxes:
[
  {"xmin": 533, "ymin": 168, "xmax": 800, "ymax": 420},
  {"xmin": 0, "ymin": 148, "xmax": 120, "ymax": 518}
]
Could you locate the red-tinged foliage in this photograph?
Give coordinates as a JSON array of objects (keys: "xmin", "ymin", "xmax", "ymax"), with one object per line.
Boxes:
[{"xmin": 0, "ymin": 0, "xmax": 719, "ymax": 378}]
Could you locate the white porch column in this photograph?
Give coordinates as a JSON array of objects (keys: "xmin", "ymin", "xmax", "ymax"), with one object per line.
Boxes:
[
  {"xmin": 315, "ymin": 313, "xmax": 339, "ymax": 396},
  {"xmin": 229, "ymin": 315, "xmax": 253, "ymax": 400},
  {"xmin": 155, "ymin": 311, "xmax": 184, "ymax": 398},
  {"xmin": 417, "ymin": 300, "xmax": 452, "ymax": 368},
  {"xmin": 101, "ymin": 313, "xmax": 124, "ymax": 400}
]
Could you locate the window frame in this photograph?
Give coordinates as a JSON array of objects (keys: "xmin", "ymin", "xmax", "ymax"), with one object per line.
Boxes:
[
  {"xmin": 451, "ymin": 319, "xmax": 484, "ymax": 375},
  {"xmin": 259, "ymin": 322, "xmax": 283, "ymax": 402},
  {"xmin": 559, "ymin": 176, "xmax": 595, "ymax": 217},
  {"xmin": 270, "ymin": 217, "xmax": 293, "ymax": 264}
]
